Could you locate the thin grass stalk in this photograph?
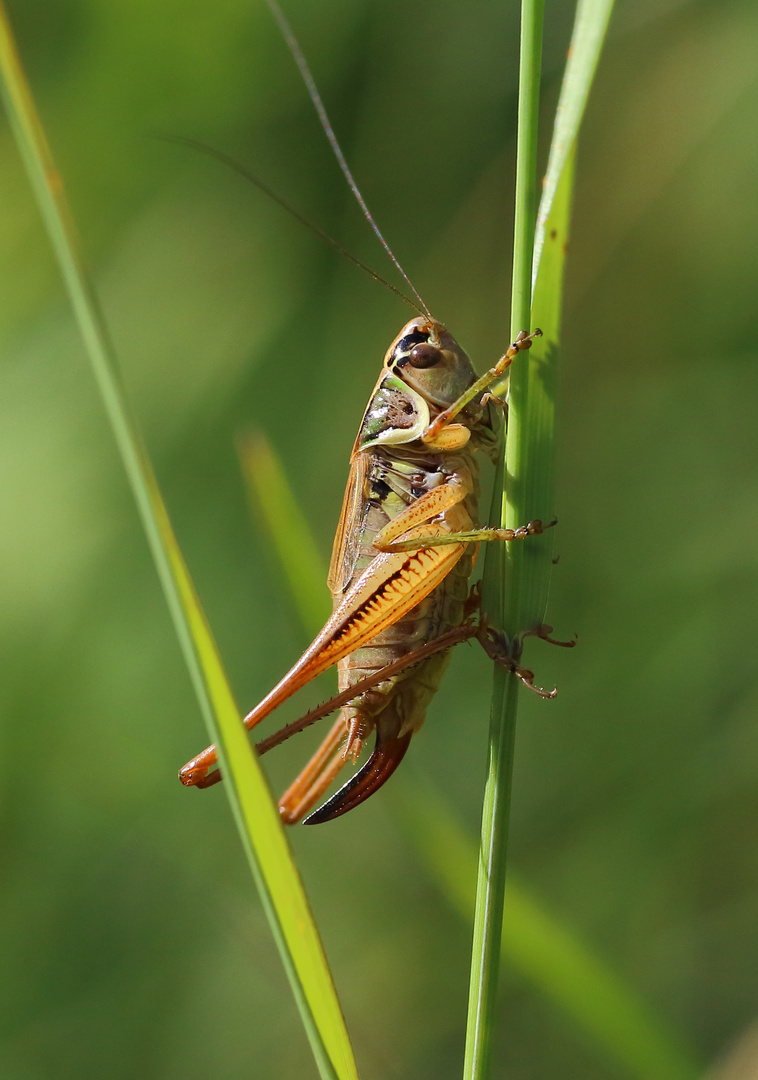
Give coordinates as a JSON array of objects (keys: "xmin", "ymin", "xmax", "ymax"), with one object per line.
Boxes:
[
  {"xmin": 463, "ymin": 4, "xmax": 545, "ymax": 1077},
  {"xmin": 0, "ymin": 8, "xmax": 357, "ymax": 1078}
]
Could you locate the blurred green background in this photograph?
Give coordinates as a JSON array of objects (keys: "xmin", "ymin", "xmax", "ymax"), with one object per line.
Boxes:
[{"xmin": 2, "ymin": 0, "xmax": 758, "ymax": 1077}]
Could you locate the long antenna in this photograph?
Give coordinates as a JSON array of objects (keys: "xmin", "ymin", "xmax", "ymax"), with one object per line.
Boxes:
[
  {"xmin": 264, "ymin": 0, "xmax": 433, "ymax": 321},
  {"xmin": 159, "ymin": 135, "xmax": 425, "ymax": 315}
]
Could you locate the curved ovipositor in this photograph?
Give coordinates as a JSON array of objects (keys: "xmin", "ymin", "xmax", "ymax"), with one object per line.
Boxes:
[{"xmin": 302, "ymin": 729, "xmax": 412, "ymax": 825}]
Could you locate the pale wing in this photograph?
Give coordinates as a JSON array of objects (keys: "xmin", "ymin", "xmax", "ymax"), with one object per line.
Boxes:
[{"xmin": 326, "ymin": 450, "xmax": 369, "ymax": 596}]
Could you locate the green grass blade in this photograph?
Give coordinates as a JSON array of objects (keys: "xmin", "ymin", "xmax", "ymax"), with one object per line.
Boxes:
[
  {"xmin": 0, "ymin": 9, "xmax": 357, "ymax": 1079},
  {"xmin": 401, "ymin": 784, "xmax": 703, "ymax": 1080},
  {"xmin": 465, "ymin": 3, "xmax": 545, "ymax": 1079}
]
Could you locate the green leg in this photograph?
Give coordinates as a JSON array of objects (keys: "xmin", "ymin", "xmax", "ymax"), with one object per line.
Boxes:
[{"xmin": 379, "ymin": 518, "xmax": 556, "ymax": 553}]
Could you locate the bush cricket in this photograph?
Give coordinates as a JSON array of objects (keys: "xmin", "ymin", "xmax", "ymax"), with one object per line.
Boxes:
[{"xmin": 179, "ymin": 2, "xmax": 567, "ymax": 823}]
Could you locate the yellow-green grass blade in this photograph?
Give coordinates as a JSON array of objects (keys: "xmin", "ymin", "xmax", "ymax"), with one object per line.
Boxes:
[
  {"xmin": 243, "ymin": 432, "xmax": 701, "ymax": 1079},
  {"xmin": 533, "ymin": 0, "xmax": 617, "ymax": 282},
  {"xmin": 0, "ymin": 8, "xmax": 357, "ymax": 1079},
  {"xmin": 238, "ymin": 432, "xmax": 331, "ymax": 634}
]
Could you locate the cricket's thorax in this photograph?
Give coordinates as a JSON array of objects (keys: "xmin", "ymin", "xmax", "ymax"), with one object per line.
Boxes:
[{"xmin": 332, "ymin": 441, "xmax": 482, "ymax": 740}]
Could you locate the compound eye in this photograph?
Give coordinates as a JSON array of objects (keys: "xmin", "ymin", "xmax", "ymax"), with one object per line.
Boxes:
[{"xmin": 408, "ymin": 342, "xmax": 442, "ymax": 368}]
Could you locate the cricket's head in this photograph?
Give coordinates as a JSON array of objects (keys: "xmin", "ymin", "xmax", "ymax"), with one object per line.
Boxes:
[
  {"xmin": 384, "ymin": 317, "xmax": 478, "ymax": 409},
  {"xmin": 356, "ymin": 318, "xmax": 479, "ymax": 453}
]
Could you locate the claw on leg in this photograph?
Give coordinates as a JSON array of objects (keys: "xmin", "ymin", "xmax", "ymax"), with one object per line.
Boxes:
[
  {"xmin": 524, "ymin": 623, "xmax": 577, "ymax": 649},
  {"xmin": 179, "ymin": 746, "xmax": 221, "ymax": 788},
  {"xmin": 479, "ymin": 627, "xmax": 558, "ymax": 698},
  {"xmin": 511, "ymin": 665, "xmax": 557, "ymax": 699}
]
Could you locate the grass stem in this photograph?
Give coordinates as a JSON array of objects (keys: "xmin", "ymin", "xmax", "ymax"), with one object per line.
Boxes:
[{"xmin": 464, "ymin": 4, "xmax": 545, "ymax": 1075}]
